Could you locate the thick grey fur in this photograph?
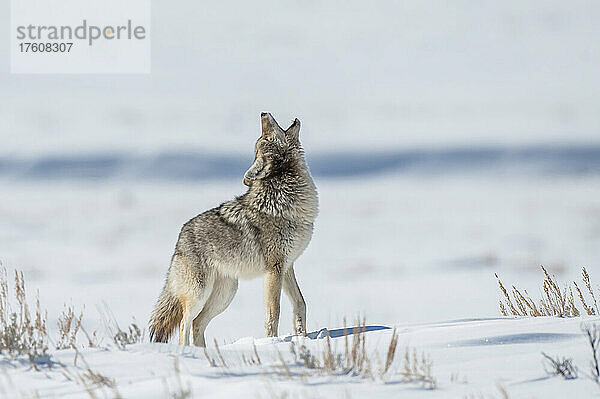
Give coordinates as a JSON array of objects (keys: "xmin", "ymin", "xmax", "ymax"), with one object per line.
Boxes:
[{"xmin": 149, "ymin": 113, "xmax": 319, "ymax": 346}]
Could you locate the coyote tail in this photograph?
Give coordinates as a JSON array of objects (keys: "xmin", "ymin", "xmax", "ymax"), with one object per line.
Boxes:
[{"xmin": 149, "ymin": 288, "xmax": 183, "ymax": 343}]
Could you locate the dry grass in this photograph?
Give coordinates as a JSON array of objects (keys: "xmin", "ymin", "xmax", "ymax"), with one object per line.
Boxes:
[
  {"xmin": 0, "ymin": 266, "xmax": 49, "ymax": 364},
  {"xmin": 463, "ymin": 382, "xmax": 510, "ymax": 399},
  {"xmin": 288, "ymin": 319, "xmax": 374, "ymax": 377},
  {"xmin": 98, "ymin": 304, "xmax": 143, "ymax": 350},
  {"xmin": 450, "ymin": 371, "xmax": 468, "ymax": 384},
  {"xmin": 112, "ymin": 323, "xmax": 142, "ymax": 350},
  {"xmin": 542, "ymin": 352, "xmax": 578, "ymax": 380},
  {"xmin": 575, "ymin": 267, "xmax": 599, "ymax": 316},
  {"xmin": 0, "ymin": 267, "xmax": 435, "ymax": 394},
  {"xmin": 383, "ymin": 327, "xmax": 398, "ymax": 375},
  {"xmin": 283, "ymin": 319, "xmax": 436, "ymax": 388},
  {"xmin": 0, "ymin": 265, "xmax": 132, "ymax": 398},
  {"xmin": 56, "ymin": 305, "xmax": 83, "ymax": 350},
  {"xmin": 80, "ymin": 325, "xmax": 101, "ymax": 348},
  {"xmin": 292, "ymin": 341, "xmax": 319, "ymax": 370},
  {"xmin": 341, "ymin": 319, "xmax": 372, "ymax": 377},
  {"xmin": 276, "ymin": 349, "xmax": 292, "ymax": 378},
  {"xmin": 399, "ymin": 348, "xmax": 437, "ymax": 389},
  {"xmin": 241, "ymin": 342, "xmax": 262, "ymax": 366},
  {"xmin": 536, "ymin": 323, "xmax": 600, "ymax": 385},
  {"xmin": 496, "ymin": 266, "xmax": 597, "ymax": 317},
  {"xmin": 162, "ymin": 358, "xmax": 193, "ymax": 399},
  {"xmin": 79, "ymin": 367, "xmax": 116, "ymax": 389},
  {"xmin": 583, "ymin": 323, "xmax": 600, "ymax": 384},
  {"xmin": 202, "ymin": 347, "xmax": 218, "ymax": 367},
  {"xmin": 213, "ymin": 338, "xmax": 228, "ymax": 369},
  {"xmin": 60, "ymin": 346, "xmax": 122, "ymax": 399}
]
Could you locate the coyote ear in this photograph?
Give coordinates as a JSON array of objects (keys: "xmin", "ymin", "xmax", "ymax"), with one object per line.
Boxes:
[
  {"xmin": 286, "ymin": 118, "xmax": 301, "ymax": 142},
  {"xmin": 261, "ymin": 112, "xmax": 286, "ymax": 145}
]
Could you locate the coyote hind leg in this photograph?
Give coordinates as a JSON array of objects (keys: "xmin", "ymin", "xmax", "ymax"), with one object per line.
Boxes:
[
  {"xmin": 283, "ymin": 265, "xmax": 306, "ymax": 336},
  {"xmin": 192, "ymin": 274, "xmax": 238, "ymax": 347},
  {"xmin": 179, "ymin": 284, "xmax": 212, "ymax": 346},
  {"xmin": 174, "ymin": 263, "xmax": 214, "ymax": 346},
  {"xmin": 179, "ymin": 311, "xmax": 193, "ymax": 346}
]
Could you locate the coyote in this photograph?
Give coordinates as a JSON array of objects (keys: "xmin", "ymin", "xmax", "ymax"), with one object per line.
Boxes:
[{"xmin": 149, "ymin": 113, "xmax": 319, "ymax": 346}]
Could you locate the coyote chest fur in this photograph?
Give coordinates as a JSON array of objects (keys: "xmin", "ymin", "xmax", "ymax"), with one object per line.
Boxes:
[{"xmin": 150, "ymin": 113, "xmax": 318, "ymax": 347}]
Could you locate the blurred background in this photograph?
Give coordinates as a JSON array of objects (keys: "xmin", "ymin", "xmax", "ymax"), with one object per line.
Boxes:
[{"xmin": 0, "ymin": 1, "xmax": 599, "ymax": 340}]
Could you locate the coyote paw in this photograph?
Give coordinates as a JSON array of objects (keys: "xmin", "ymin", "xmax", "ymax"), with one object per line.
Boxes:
[{"xmin": 294, "ymin": 316, "xmax": 306, "ymax": 336}]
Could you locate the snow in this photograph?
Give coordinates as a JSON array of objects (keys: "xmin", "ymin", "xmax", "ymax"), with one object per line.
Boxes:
[
  {"xmin": 3, "ymin": 317, "xmax": 600, "ymax": 398},
  {"xmin": 1, "ymin": 175, "xmax": 599, "ymax": 336},
  {"xmin": 0, "ymin": 174, "xmax": 599, "ymax": 397},
  {"xmin": 2, "ymin": 1, "xmax": 600, "ymax": 396}
]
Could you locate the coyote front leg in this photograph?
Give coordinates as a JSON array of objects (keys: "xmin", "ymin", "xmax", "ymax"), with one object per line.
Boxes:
[
  {"xmin": 283, "ymin": 265, "xmax": 306, "ymax": 336},
  {"xmin": 264, "ymin": 270, "xmax": 282, "ymax": 337}
]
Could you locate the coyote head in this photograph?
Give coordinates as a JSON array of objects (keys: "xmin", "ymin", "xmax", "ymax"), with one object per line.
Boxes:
[{"xmin": 243, "ymin": 112, "xmax": 302, "ymax": 186}]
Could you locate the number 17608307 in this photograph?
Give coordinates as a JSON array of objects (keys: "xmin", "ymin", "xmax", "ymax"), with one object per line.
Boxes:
[{"xmin": 19, "ymin": 42, "xmax": 73, "ymax": 52}]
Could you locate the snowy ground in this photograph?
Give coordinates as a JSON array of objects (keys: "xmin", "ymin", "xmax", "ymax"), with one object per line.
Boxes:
[
  {"xmin": 1, "ymin": 174, "xmax": 599, "ymax": 337},
  {"xmin": 0, "ymin": 173, "xmax": 599, "ymax": 397},
  {"xmin": 2, "ymin": 317, "xmax": 600, "ymax": 398},
  {"xmin": 2, "ymin": 1, "xmax": 600, "ymax": 397}
]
